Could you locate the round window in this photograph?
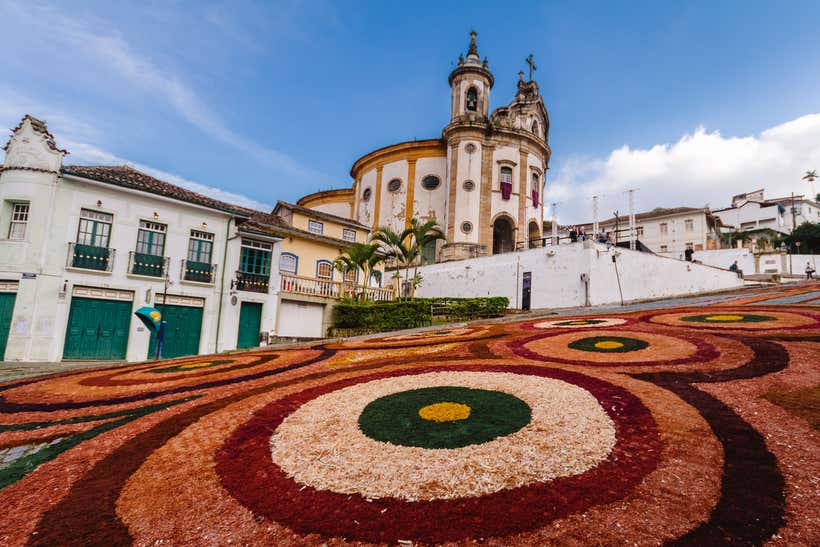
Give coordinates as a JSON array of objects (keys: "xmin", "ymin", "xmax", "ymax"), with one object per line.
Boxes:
[
  {"xmin": 461, "ymin": 221, "xmax": 473, "ymax": 234},
  {"xmin": 463, "ymin": 180, "xmax": 475, "ymax": 191},
  {"xmin": 362, "ymin": 188, "xmax": 372, "ymax": 201},
  {"xmin": 465, "ymin": 143, "xmax": 477, "ymax": 154},
  {"xmin": 421, "ymin": 175, "xmax": 441, "ymax": 191},
  {"xmin": 387, "ymin": 178, "xmax": 402, "ymax": 192}
]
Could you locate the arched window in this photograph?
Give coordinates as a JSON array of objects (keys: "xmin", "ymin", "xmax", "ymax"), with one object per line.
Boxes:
[
  {"xmin": 531, "ymin": 173, "xmax": 540, "ymax": 207},
  {"xmin": 316, "ymin": 260, "xmax": 333, "ymax": 280},
  {"xmin": 279, "ymin": 252, "xmax": 298, "ymax": 275},
  {"xmin": 499, "ymin": 166, "xmax": 513, "ymax": 200},
  {"xmin": 532, "ymin": 120, "xmax": 539, "ymax": 136},
  {"xmin": 466, "ymin": 86, "xmax": 478, "ymax": 112}
]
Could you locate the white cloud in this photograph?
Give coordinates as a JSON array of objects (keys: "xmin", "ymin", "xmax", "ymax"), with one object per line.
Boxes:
[
  {"xmin": 547, "ymin": 113, "xmax": 820, "ymax": 224},
  {"xmin": 0, "ymin": 1, "xmax": 321, "ymax": 180},
  {"xmin": 0, "ymin": 92, "xmax": 271, "ymax": 212}
]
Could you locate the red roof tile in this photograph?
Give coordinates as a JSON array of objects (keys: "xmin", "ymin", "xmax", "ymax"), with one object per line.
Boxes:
[{"xmin": 61, "ymin": 165, "xmax": 255, "ymax": 216}]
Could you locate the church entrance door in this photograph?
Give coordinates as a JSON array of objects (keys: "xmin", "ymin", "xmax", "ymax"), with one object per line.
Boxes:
[{"xmin": 492, "ymin": 217, "xmax": 515, "ymax": 254}]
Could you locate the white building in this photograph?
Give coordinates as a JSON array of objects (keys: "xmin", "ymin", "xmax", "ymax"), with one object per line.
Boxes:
[
  {"xmin": 0, "ymin": 115, "xmax": 287, "ymax": 362},
  {"xmin": 713, "ymin": 188, "xmax": 820, "ymax": 235},
  {"xmin": 579, "ymin": 207, "xmax": 723, "ymax": 254}
]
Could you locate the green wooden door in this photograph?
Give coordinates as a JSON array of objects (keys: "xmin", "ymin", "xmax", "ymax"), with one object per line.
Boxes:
[
  {"xmin": 149, "ymin": 304, "xmax": 204, "ymax": 359},
  {"xmin": 63, "ymin": 297, "xmax": 131, "ymax": 360},
  {"xmin": 237, "ymin": 302, "xmax": 262, "ymax": 349},
  {"xmin": 0, "ymin": 292, "xmax": 16, "ymax": 360}
]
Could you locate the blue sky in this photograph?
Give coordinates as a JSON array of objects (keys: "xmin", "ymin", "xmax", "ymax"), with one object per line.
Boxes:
[{"xmin": 1, "ymin": 0, "xmax": 819, "ymax": 221}]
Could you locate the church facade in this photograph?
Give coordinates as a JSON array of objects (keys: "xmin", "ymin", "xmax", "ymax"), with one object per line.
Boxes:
[{"xmin": 297, "ymin": 32, "xmax": 552, "ymax": 261}]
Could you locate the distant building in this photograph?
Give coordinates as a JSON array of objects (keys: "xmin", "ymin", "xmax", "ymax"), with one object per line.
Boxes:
[
  {"xmin": 578, "ymin": 207, "xmax": 723, "ymax": 254},
  {"xmin": 712, "ymin": 189, "xmax": 820, "ymax": 249},
  {"xmin": 294, "ymin": 31, "xmax": 553, "ymax": 262}
]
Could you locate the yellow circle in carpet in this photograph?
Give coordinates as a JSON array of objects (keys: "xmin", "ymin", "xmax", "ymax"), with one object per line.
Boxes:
[
  {"xmin": 179, "ymin": 362, "xmax": 213, "ymax": 369},
  {"xmin": 594, "ymin": 340, "xmax": 625, "ymax": 350},
  {"xmin": 704, "ymin": 315, "xmax": 745, "ymax": 322},
  {"xmin": 418, "ymin": 402, "xmax": 471, "ymax": 422}
]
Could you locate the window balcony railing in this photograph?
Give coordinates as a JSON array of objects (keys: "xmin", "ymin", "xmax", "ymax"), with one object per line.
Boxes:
[
  {"xmin": 280, "ymin": 273, "xmax": 394, "ymax": 301},
  {"xmin": 128, "ymin": 251, "xmax": 169, "ymax": 278},
  {"xmin": 181, "ymin": 259, "xmax": 216, "ymax": 284},
  {"xmin": 67, "ymin": 242, "xmax": 115, "ymax": 272},
  {"xmin": 235, "ymin": 270, "xmax": 269, "ymax": 293}
]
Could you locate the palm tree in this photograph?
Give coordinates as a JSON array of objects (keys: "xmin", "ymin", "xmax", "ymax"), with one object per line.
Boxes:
[
  {"xmin": 803, "ymin": 170, "xmax": 818, "ymax": 202},
  {"xmin": 372, "ymin": 226, "xmax": 416, "ymax": 296},
  {"xmin": 333, "ymin": 242, "xmax": 382, "ymax": 300},
  {"xmin": 406, "ymin": 218, "xmax": 446, "ymax": 280}
]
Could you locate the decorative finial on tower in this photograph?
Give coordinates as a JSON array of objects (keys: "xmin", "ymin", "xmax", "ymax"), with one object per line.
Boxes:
[
  {"xmin": 525, "ymin": 53, "xmax": 537, "ymax": 81},
  {"xmin": 468, "ymin": 30, "xmax": 478, "ymax": 57},
  {"xmin": 458, "ymin": 53, "xmax": 464, "ymax": 65},
  {"xmin": 482, "ymin": 57, "xmax": 488, "ymax": 68},
  {"xmin": 518, "ymin": 71, "xmax": 525, "ymax": 82}
]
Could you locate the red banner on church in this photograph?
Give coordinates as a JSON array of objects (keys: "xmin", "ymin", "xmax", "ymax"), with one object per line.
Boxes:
[{"xmin": 501, "ymin": 181, "xmax": 512, "ymax": 200}]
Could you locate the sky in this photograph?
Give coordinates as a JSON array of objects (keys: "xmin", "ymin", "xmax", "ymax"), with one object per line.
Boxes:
[{"xmin": 1, "ymin": 0, "xmax": 819, "ymax": 222}]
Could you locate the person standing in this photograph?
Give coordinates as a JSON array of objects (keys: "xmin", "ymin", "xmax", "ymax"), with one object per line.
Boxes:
[{"xmin": 806, "ymin": 261, "xmax": 816, "ymax": 280}]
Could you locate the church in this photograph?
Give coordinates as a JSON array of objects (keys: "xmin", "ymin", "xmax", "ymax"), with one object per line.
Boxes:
[{"xmin": 296, "ymin": 31, "xmax": 552, "ymax": 262}]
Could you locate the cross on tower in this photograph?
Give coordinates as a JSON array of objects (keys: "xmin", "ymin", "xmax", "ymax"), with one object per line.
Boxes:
[{"xmin": 525, "ymin": 54, "xmax": 537, "ymax": 81}]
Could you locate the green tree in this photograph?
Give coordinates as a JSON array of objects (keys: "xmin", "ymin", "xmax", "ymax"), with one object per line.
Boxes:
[
  {"xmin": 372, "ymin": 226, "xmax": 416, "ymax": 294},
  {"xmin": 784, "ymin": 221, "xmax": 820, "ymax": 254},
  {"xmin": 406, "ymin": 218, "xmax": 446, "ymax": 278},
  {"xmin": 333, "ymin": 242, "xmax": 382, "ymax": 301}
]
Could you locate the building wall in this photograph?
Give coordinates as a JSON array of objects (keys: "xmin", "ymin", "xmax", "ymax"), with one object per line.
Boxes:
[
  {"xmin": 0, "ymin": 167, "xmax": 283, "ymax": 363},
  {"xmin": 413, "ymin": 242, "xmax": 743, "ymax": 308},
  {"xmin": 713, "ymin": 202, "xmax": 785, "ymax": 233},
  {"xmin": 598, "ymin": 212, "xmax": 711, "ymax": 253},
  {"xmin": 452, "ymin": 140, "xmax": 482, "ymax": 244},
  {"xmin": 288, "ymin": 210, "xmax": 368, "ymax": 243}
]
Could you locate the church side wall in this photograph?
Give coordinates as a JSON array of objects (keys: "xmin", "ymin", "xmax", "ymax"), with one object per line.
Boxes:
[
  {"xmin": 357, "ymin": 169, "xmax": 377, "ymax": 227},
  {"xmin": 490, "ymin": 145, "xmax": 523, "ymax": 234},
  {"xmin": 453, "ymin": 140, "xmax": 482, "ymax": 243},
  {"xmin": 377, "ymin": 159, "xmax": 409, "ymax": 234},
  {"xmin": 412, "ymin": 156, "xmax": 447, "ymax": 226}
]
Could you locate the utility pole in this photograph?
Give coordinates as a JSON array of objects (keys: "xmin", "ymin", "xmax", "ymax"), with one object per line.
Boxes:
[
  {"xmin": 592, "ymin": 195, "xmax": 600, "ymax": 238},
  {"xmin": 627, "ymin": 189, "xmax": 637, "ymax": 250},
  {"xmin": 551, "ymin": 202, "xmax": 559, "ymax": 245}
]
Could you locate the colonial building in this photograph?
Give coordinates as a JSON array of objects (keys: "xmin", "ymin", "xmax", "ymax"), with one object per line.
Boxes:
[
  {"xmin": 294, "ymin": 31, "xmax": 552, "ymax": 262},
  {"xmin": 269, "ymin": 201, "xmax": 388, "ymax": 339},
  {"xmin": 580, "ymin": 207, "xmax": 724, "ymax": 255},
  {"xmin": 0, "ymin": 115, "xmax": 389, "ymax": 363},
  {"xmin": 712, "ymin": 189, "xmax": 820, "ymax": 241}
]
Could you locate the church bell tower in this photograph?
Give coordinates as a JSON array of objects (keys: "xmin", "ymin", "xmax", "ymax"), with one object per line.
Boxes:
[{"xmin": 448, "ymin": 31, "xmax": 494, "ymax": 122}]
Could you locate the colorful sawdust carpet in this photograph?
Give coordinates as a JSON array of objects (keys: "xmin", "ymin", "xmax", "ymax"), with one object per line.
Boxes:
[{"xmin": 0, "ymin": 284, "xmax": 819, "ymax": 545}]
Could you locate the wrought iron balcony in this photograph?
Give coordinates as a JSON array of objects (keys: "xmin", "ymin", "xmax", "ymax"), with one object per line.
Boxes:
[
  {"xmin": 128, "ymin": 251, "xmax": 169, "ymax": 278},
  {"xmin": 235, "ymin": 270, "xmax": 269, "ymax": 293},
  {"xmin": 181, "ymin": 259, "xmax": 216, "ymax": 284},
  {"xmin": 67, "ymin": 242, "xmax": 115, "ymax": 272}
]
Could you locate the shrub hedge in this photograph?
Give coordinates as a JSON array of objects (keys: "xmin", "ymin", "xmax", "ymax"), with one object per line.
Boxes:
[
  {"xmin": 332, "ymin": 300, "xmax": 431, "ymax": 331},
  {"xmin": 331, "ymin": 296, "xmax": 509, "ymax": 334}
]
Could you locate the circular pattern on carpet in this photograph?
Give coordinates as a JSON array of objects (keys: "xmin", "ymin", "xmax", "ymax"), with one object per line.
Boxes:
[
  {"xmin": 533, "ymin": 317, "xmax": 628, "ymax": 329},
  {"xmin": 214, "ymin": 365, "xmax": 660, "ymax": 542},
  {"xmin": 568, "ymin": 336, "xmax": 650, "ymax": 353},
  {"xmin": 645, "ymin": 309, "xmax": 820, "ymax": 331},
  {"xmin": 512, "ymin": 329, "xmax": 711, "ymax": 366},
  {"xmin": 357, "ymin": 385, "xmax": 532, "ymax": 448},
  {"xmin": 679, "ymin": 313, "xmax": 775, "ymax": 323}
]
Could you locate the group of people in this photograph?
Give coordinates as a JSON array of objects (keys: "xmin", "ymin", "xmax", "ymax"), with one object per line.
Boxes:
[{"xmin": 568, "ymin": 226, "xmax": 614, "ymax": 246}]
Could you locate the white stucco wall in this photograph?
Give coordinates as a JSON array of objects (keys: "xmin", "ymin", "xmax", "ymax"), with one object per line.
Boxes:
[
  {"xmin": 414, "ymin": 242, "xmax": 743, "ymax": 309},
  {"xmin": 412, "ymin": 157, "xmax": 447, "ymax": 225},
  {"xmin": 452, "ymin": 140, "xmax": 482, "ymax": 243},
  {"xmin": 0, "ymin": 166, "xmax": 283, "ymax": 363}
]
